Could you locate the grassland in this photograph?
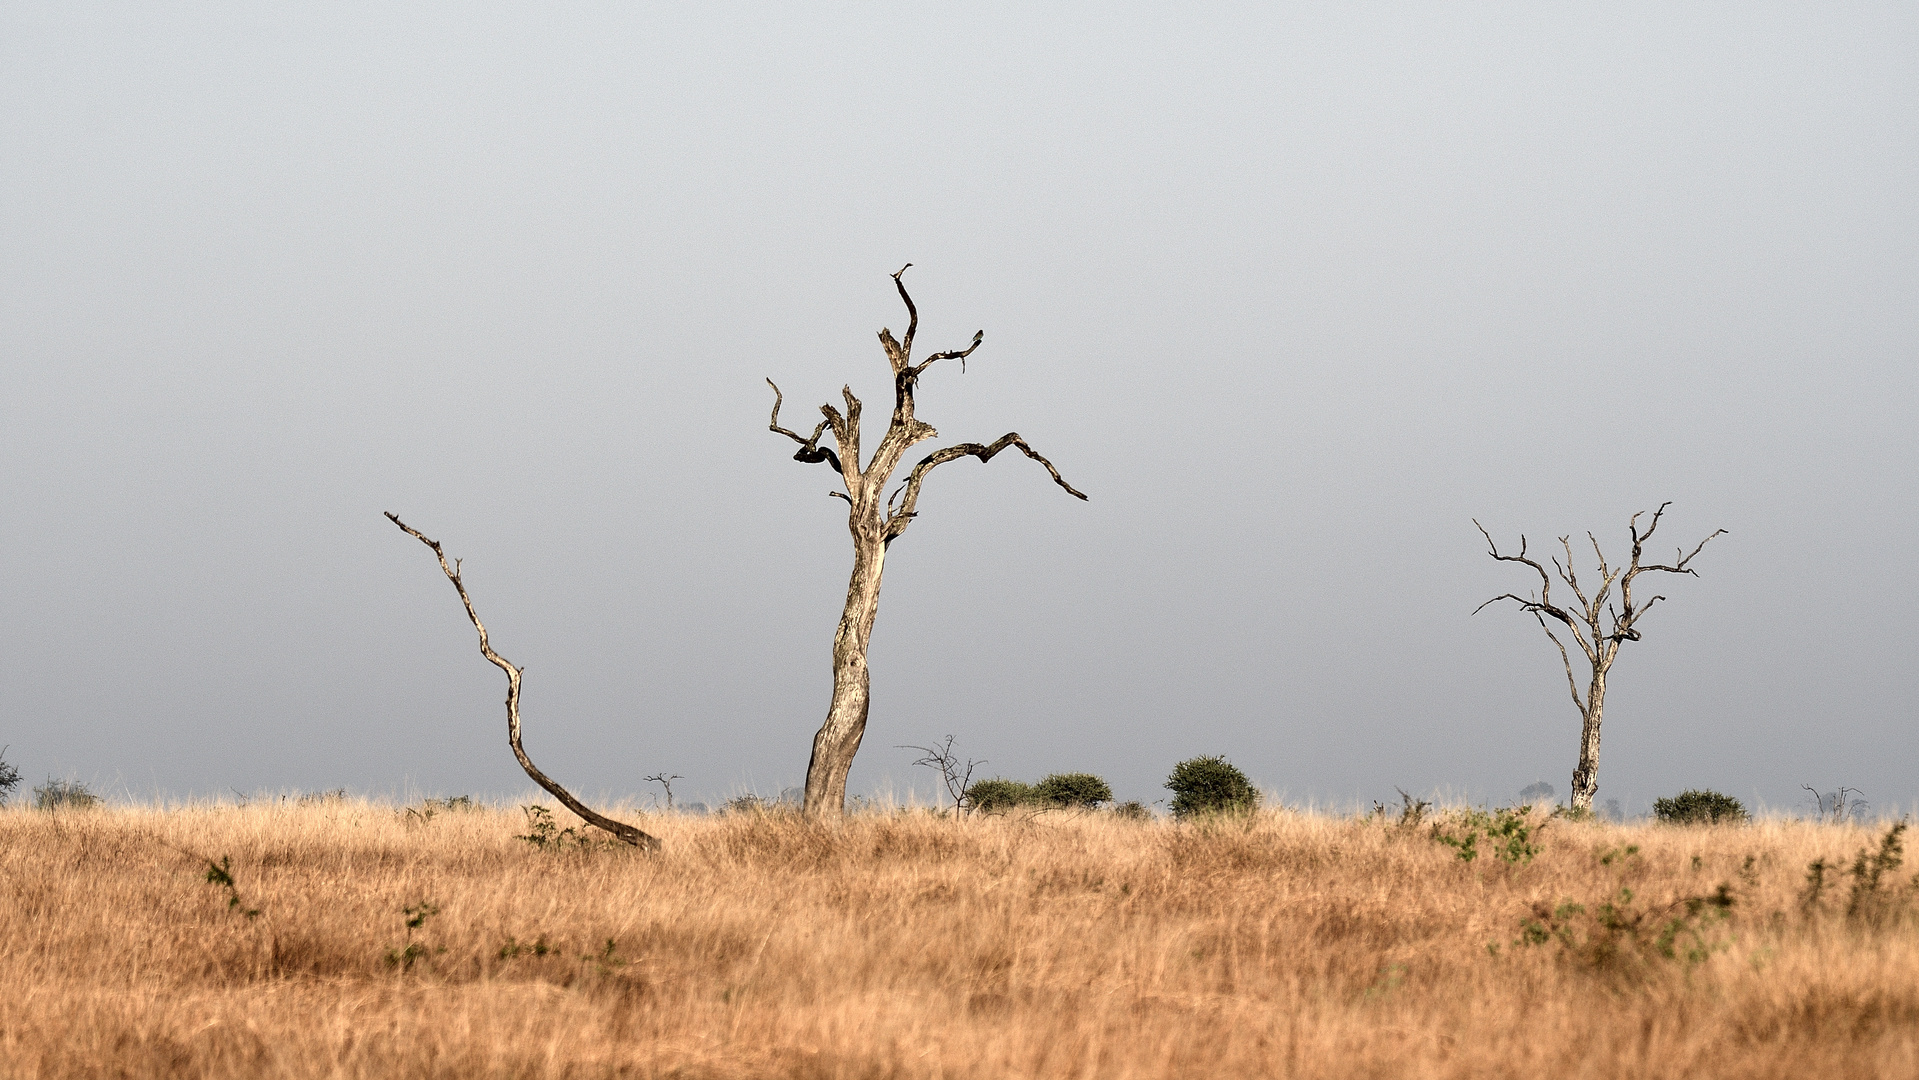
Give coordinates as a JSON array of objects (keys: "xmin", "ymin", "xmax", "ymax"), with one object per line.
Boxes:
[{"xmin": 2, "ymin": 799, "xmax": 1915, "ymax": 1079}]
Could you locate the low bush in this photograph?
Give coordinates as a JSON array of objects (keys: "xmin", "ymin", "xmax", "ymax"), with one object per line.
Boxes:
[
  {"xmin": 1032, "ymin": 773, "xmax": 1113, "ymax": 808},
  {"xmin": 0, "ymin": 747, "xmax": 20, "ymax": 805},
  {"xmin": 1432, "ymin": 806, "xmax": 1542, "ymax": 864},
  {"xmin": 1653, "ymin": 789, "xmax": 1747, "ymax": 825},
  {"xmin": 964, "ymin": 778, "xmax": 1035, "ymax": 812},
  {"xmin": 33, "ymin": 778, "xmax": 100, "ymax": 811},
  {"xmin": 1166, "ymin": 756, "xmax": 1258, "ymax": 819},
  {"xmin": 1112, "ymin": 800, "xmax": 1152, "ymax": 821},
  {"xmin": 721, "ymin": 794, "xmax": 781, "ymax": 816}
]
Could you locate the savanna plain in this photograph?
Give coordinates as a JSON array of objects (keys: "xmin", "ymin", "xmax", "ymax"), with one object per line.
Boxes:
[{"xmin": 3, "ymin": 800, "xmax": 1916, "ymax": 1079}]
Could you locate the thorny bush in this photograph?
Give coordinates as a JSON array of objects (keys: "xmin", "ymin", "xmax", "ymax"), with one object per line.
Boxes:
[{"xmin": 1431, "ymin": 806, "xmax": 1542, "ymax": 865}]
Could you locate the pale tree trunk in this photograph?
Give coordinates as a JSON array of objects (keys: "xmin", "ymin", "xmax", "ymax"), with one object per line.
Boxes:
[
  {"xmin": 769, "ymin": 267, "xmax": 1086, "ymax": 819},
  {"xmin": 1476, "ymin": 505, "xmax": 1723, "ymax": 815},
  {"xmin": 1569, "ymin": 672, "xmax": 1606, "ymax": 811},
  {"xmin": 805, "ymin": 525, "xmax": 886, "ymax": 814}
]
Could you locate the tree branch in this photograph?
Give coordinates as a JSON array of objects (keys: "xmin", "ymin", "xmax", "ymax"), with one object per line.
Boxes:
[
  {"xmin": 1538, "ymin": 618, "xmax": 1588, "ymax": 714},
  {"xmin": 911, "ymin": 330, "xmax": 984, "ymax": 376},
  {"xmin": 1617, "ymin": 504, "xmax": 1726, "ymax": 637},
  {"xmin": 891, "ymin": 263, "xmax": 917, "ymax": 360},
  {"xmin": 1475, "ymin": 521, "xmax": 1553, "ymax": 602},
  {"xmin": 384, "ymin": 513, "xmax": 660, "ymax": 851},
  {"xmin": 1474, "ymin": 522, "xmax": 1595, "ymax": 663},
  {"xmin": 766, "ymin": 379, "xmax": 844, "ymax": 476},
  {"xmin": 885, "ymin": 432, "xmax": 1088, "ymax": 540}
]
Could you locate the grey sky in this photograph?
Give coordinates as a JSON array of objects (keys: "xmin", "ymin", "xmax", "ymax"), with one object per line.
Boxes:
[{"xmin": 3, "ymin": 3, "xmax": 1913, "ymax": 814}]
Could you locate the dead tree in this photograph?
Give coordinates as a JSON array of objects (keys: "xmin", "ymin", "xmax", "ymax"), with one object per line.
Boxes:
[
  {"xmin": 901, "ymin": 734, "xmax": 984, "ymax": 816},
  {"xmin": 386, "ymin": 513, "xmax": 660, "ymax": 850},
  {"xmin": 644, "ymin": 772, "xmax": 683, "ymax": 812},
  {"xmin": 1474, "ymin": 503, "xmax": 1725, "ymax": 812},
  {"xmin": 768, "ymin": 266, "xmax": 1086, "ymax": 818}
]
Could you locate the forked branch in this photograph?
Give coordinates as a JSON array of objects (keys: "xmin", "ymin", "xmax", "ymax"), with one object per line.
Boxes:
[
  {"xmin": 385, "ymin": 512, "xmax": 660, "ymax": 851},
  {"xmin": 766, "ymin": 379, "xmax": 844, "ymax": 476},
  {"xmin": 1472, "ymin": 521, "xmax": 1580, "ymax": 635}
]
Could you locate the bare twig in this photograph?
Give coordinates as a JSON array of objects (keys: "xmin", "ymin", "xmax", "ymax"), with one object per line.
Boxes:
[
  {"xmin": 385, "ymin": 513, "xmax": 660, "ymax": 851},
  {"xmin": 900, "ymin": 735, "xmax": 984, "ymax": 816}
]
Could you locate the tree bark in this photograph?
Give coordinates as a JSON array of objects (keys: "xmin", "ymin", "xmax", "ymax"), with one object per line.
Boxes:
[
  {"xmin": 1570, "ymin": 673, "xmax": 1605, "ymax": 811},
  {"xmin": 805, "ymin": 522, "xmax": 887, "ymax": 814}
]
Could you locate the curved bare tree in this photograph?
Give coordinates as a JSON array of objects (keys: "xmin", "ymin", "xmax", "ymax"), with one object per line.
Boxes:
[
  {"xmin": 1474, "ymin": 503, "xmax": 1725, "ymax": 811},
  {"xmin": 768, "ymin": 267, "xmax": 1087, "ymax": 818},
  {"xmin": 386, "ymin": 512, "xmax": 660, "ymax": 850}
]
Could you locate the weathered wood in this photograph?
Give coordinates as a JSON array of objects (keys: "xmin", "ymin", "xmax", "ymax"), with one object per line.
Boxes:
[
  {"xmin": 768, "ymin": 267, "xmax": 1086, "ymax": 818},
  {"xmin": 386, "ymin": 512, "xmax": 661, "ymax": 850}
]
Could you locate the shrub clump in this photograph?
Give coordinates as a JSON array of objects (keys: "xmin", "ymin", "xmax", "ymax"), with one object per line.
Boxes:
[
  {"xmin": 964, "ymin": 778, "xmax": 1035, "ymax": 813},
  {"xmin": 0, "ymin": 747, "xmax": 20, "ymax": 806},
  {"xmin": 1653, "ymin": 789, "xmax": 1747, "ymax": 825},
  {"xmin": 1432, "ymin": 806, "xmax": 1542, "ymax": 864},
  {"xmin": 34, "ymin": 778, "xmax": 100, "ymax": 812},
  {"xmin": 1032, "ymin": 772, "xmax": 1113, "ymax": 808},
  {"xmin": 1165, "ymin": 755, "xmax": 1258, "ymax": 819}
]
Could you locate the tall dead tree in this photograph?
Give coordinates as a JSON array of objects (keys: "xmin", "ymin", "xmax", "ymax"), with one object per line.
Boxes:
[
  {"xmin": 1474, "ymin": 503, "xmax": 1725, "ymax": 812},
  {"xmin": 386, "ymin": 512, "xmax": 660, "ymax": 850},
  {"xmin": 768, "ymin": 267, "xmax": 1086, "ymax": 818}
]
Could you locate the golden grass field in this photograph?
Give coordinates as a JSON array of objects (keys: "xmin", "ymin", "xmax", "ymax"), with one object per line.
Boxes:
[{"xmin": 3, "ymin": 798, "xmax": 1915, "ymax": 1079}]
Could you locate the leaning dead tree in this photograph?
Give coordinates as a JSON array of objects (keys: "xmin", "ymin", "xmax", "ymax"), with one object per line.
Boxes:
[
  {"xmin": 1474, "ymin": 503, "xmax": 1725, "ymax": 812},
  {"xmin": 768, "ymin": 266, "xmax": 1086, "ymax": 818},
  {"xmin": 386, "ymin": 512, "xmax": 660, "ymax": 850}
]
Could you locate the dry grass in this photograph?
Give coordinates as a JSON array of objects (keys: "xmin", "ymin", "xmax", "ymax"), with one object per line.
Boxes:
[{"xmin": 3, "ymin": 799, "xmax": 1916, "ymax": 1079}]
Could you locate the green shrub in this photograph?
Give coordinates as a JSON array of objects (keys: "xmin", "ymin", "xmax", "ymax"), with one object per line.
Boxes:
[
  {"xmin": 1433, "ymin": 806, "xmax": 1542, "ymax": 864},
  {"xmin": 33, "ymin": 778, "xmax": 100, "ymax": 811},
  {"xmin": 1032, "ymin": 772, "xmax": 1113, "ymax": 808},
  {"xmin": 1817, "ymin": 822, "xmax": 1910, "ymax": 926},
  {"xmin": 1165, "ymin": 755, "xmax": 1258, "ymax": 819},
  {"xmin": 1653, "ymin": 789, "xmax": 1747, "ymax": 825},
  {"xmin": 964, "ymin": 778, "xmax": 1035, "ymax": 812},
  {"xmin": 1112, "ymin": 800, "xmax": 1152, "ymax": 821},
  {"xmin": 0, "ymin": 747, "xmax": 20, "ymax": 805}
]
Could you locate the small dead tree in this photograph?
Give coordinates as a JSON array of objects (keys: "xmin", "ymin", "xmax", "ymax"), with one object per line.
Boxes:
[
  {"xmin": 644, "ymin": 772, "xmax": 684, "ymax": 812},
  {"xmin": 1474, "ymin": 503, "xmax": 1725, "ymax": 812},
  {"xmin": 768, "ymin": 266, "xmax": 1086, "ymax": 818},
  {"xmin": 1803, "ymin": 784, "xmax": 1867, "ymax": 824},
  {"xmin": 386, "ymin": 513, "xmax": 660, "ymax": 850},
  {"xmin": 900, "ymin": 735, "xmax": 984, "ymax": 816}
]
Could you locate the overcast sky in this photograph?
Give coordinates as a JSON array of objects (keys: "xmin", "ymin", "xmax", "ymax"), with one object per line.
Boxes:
[{"xmin": 3, "ymin": 3, "xmax": 1913, "ymax": 815}]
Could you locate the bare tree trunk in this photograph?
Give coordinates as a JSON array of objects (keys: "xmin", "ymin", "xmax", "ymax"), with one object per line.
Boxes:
[
  {"xmin": 1570, "ymin": 674, "xmax": 1606, "ymax": 811},
  {"xmin": 805, "ymin": 528, "xmax": 886, "ymax": 815},
  {"xmin": 769, "ymin": 267, "xmax": 1086, "ymax": 819}
]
